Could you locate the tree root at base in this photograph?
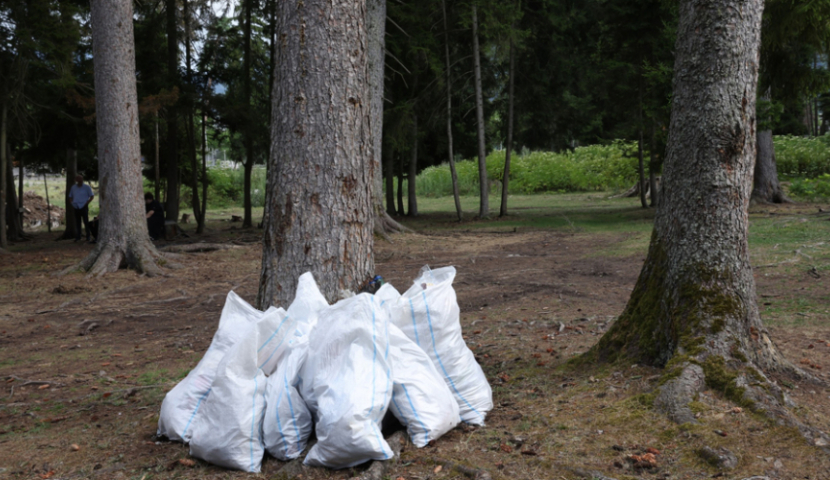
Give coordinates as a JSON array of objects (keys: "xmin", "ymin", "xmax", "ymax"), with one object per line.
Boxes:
[
  {"xmin": 375, "ymin": 211, "xmax": 413, "ymax": 242},
  {"xmin": 59, "ymin": 240, "xmax": 181, "ymax": 278},
  {"xmin": 655, "ymin": 358, "xmax": 830, "ymax": 450}
]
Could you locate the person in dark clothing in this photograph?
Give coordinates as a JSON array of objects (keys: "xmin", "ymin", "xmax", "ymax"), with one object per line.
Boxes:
[{"xmin": 145, "ymin": 193, "xmax": 165, "ymax": 240}]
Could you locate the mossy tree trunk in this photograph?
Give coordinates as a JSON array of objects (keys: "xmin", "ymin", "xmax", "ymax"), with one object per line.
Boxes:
[{"xmin": 592, "ymin": 0, "xmax": 828, "ymax": 447}]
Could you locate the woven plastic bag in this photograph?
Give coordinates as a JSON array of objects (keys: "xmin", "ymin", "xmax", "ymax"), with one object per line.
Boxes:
[
  {"xmin": 302, "ymin": 294, "xmax": 394, "ymax": 468},
  {"xmin": 391, "ymin": 266, "xmax": 492, "ymax": 426},
  {"xmin": 157, "ymin": 291, "xmax": 268, "ymax": 442}
]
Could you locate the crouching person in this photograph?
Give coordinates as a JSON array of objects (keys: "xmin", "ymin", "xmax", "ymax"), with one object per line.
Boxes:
[{"xmin": 145, "ymin": 193, "xmax": 165, "ymax": 241}]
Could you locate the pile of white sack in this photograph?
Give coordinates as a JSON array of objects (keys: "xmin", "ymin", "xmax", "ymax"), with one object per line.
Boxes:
[{"xmin": 157, "ymin": 266, "xmax": 493, "ymax": 472}]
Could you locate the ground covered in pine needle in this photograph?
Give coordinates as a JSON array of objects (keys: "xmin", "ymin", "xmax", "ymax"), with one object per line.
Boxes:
[{"xmin": 1, "ymin": 195, "xmax": 829, "ymax": 480}]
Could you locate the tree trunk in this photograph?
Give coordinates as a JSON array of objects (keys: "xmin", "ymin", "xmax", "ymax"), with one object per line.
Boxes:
[
  {"xmin": 367, "ymin": 0, "xmax": 409, "ymax": 237},
  {"xmin": 442, "ymin": 0, "xmax": 462, "ymax": 222},
  {"xmin": 17, "ymin": 155, "xmax": 23, "ymax": 227},
  {"xmin": 242, "ymin": 0, "xmax": 254, "ymax": 228},
  {"xmin": 471, "ymin": 4, "xmax": 488, "ymax": 218},
  {"xmin": 43, "ymin": 172, "xmax": 51, "ymax": 233},
  {"xmin": 6, "ymin": 157, "xmax": 24, "ymax": 241},
  {"xmin": 500, "ymin": 37, "xmax": 515, "ymax": 218},
  {"xmin": 649, "ymin": 120, "xmax": 659, "ymax": 207},
  {"xmin": 592, "ymin": 0, "xmax": 824, "ymax": 442},
  {"xmin": 257, "ymin": 0, "xmax": 375, "ymax": 308},
  {"xmin": 751, "ymin": 130, "xmax": 790, "ymax": 204},
  {"xmin": 200, "ymin": 105, "xmax": 208, "ymax": 232},
  {"xmin": 396, "ymin": 157, "xmax": 404, "ymax": 215},
  {"xmin": 408, "ymin": 113, "xmax": 418, "ymax": 217},
  {"xmin": 385, "ymin": 148, "xmax": 395, "ymax": 216},
  {"xmin": 0, "ymin": 102, "xmax": 6, "ymax": 249},
  {"xmin": 154, "ymin": 111, "xmax": 160, "ymax": 201},
  {"xmin": 59, "ymin": 148, "xmax": 78, "ymax": 240},
  {"xmin": 184, "ymin": 0, "xmax": 203, "ymax": 232},
  {"xmin": 636, "ymin": 82, "xmax": 648, "ymax": 209},
  {"xmin": 67, "ymin": 0, "xmax": 166, "ymax": 277},
  {"xmin": 165, "ymin": 0, "xmax": 179, "ymax": 223}
]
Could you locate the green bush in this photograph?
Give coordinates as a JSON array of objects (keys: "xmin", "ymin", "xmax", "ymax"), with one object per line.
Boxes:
[
  {"xmin": 204, "ymin": 167, "xmax": 267, "ymax": 209},
  {"xmin": 788, "ymin": 174, "xmax": 830, "ymax": 200},
  {"xmin": 415, "ymin": 141, "xmax": 642, "ymax": 197},
  {"xmin": 773, "ymin": 135, "xmax": 830, "ymax": 178}
]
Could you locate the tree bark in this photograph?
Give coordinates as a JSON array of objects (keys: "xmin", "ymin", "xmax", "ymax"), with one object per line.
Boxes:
[
  {"xmin": 592, "ymin": 0, "xmax": 825, "ymax": 444},
  {"xmin": 385, "ymin": 148, "xmax": 395, "ymax": 216},
  {"xmin": 0, "ymin": 102, "xmax": 6, "ymax": 249},
  {"xmin": 5, "ymin": 156, "xmax": 24, "ymax": 241},
  {"xmin": 751, "ymin": 129, "xmax": 790, "ymax": 204},
  {"xmin": 257, "ymin": 0, "xmax": 375, "ymax": 308},
  {"xmin": 43, "ymin": 172, "xmax": 51, "ymax": 233},
  {"xmin": 17, "ymin": 154, "xmax": 23, "ymax": 227},
  {"xmin": 367, "ymin": 0, "xmax": 409, "ymax": 237},
  {"xmin": 154, "ymin": 111, "xmax": 160, "ymax": 201},
  {"xmin": 649, "ymin": 120, "xmax": 659, "ymax": 207},
  {"xmin": 442, "ymin": 0, "xmax": 462, "ymax": 222},
  {"xmin": 471, "ymin": 4, "xmax": 488, "ymax": 218},
  {"xmin": 165, "ymin": 0, "xmax": 179, "ymax": 223},
  {"xmin": 407, "ymin": 113, "xmax": 418, "ymax": 217},
  {"xmin": 500, "ymin": 37, "xmax": 515, "ymax": 217},
  {"xmin": 637, "ymin": 82, "xmax": 648, "ymax": 209},
  {"xmin": 242, "ymin": 0, "xmax": 254, "ymax": 228},
  {"xmin": 67, "ymin": 0, "xmax": 166, "ymax": 277},
  {"xmin": 396, "ymin": 157, "xmax": 404, "ymax": 215},
  {"xmin": 184, "ymin": 0, "xmax": 203, "ymax": 232}
]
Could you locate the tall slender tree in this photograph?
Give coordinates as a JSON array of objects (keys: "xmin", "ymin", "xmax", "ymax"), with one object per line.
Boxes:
[
  {"xmin": 442, "ymin": 0, "xmax": 462, "ymax": 222},
  {"xmin": 241, "ymin": 0, "xmax": 255, "ymax": 228},
  {"xmin": 592, "ymin": 0, "xmax": 827, "ymax": 445},
  {"xmin": 471, "ymin": 3, "xmax": 488, "ymax": 218},
  {"xmin": 257, "ymin": 0, "xmax": 375, "ymax": 307},
  {"xmin": 66, "ymin": 0, "xmax": 166, "ymax": 276},
  {"xmin": 165, "ymin": 0, "xmax": 180, "ymax": 223}
]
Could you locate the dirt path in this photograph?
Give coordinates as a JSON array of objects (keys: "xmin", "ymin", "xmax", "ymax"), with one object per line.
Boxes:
[{"xmin": 1, "ymin": 226, "xmax": 828, "ymax": 479}]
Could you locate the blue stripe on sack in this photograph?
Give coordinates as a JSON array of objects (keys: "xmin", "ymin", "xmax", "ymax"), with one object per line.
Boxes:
[
  {"xmin": 284, "ymin": 374, "xmax": 301, "ymax": 449},
  {"xmin": 390, "ymin": 391, "xmax": 405, "ymax": 424},
  {"xmin": 274, "ymin": 385, "xmax": 289, "ymax": 457},
  {"xmin": 250, "ymin": 376, "xmax": 259, "ymax": 472},
  {"xmin": 421, "ymin": 291, "xmax": 484, "ymax": 424},
  {"xmin": 258, "ymin": 331, "xmax": 291, "ymax": 370},
  {"xmin": 401, "ymin": 384, "xmax": 429, "ymax": 446},
  {"xmin": 181, "ymin": 387, "xmax": 211, "ymax": 438},
  {"xmin": 257, "ymin": 315, "xmax": 291, "ymax": 353},
  {"xmin": 408, "ymin": 298, "xmax": 421, "ymax": 346}
]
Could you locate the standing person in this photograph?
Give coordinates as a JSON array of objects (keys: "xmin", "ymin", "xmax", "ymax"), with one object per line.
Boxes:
[
  {"xmin": 144, "ymin": 192, "xmax": 165, "ymax": 241},
  {"xmin": 68, "ymin": 175, "xmax": 95, "ymax": 243}
]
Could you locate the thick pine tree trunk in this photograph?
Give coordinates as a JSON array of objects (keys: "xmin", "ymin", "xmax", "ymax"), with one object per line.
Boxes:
[
  {"xmin": 59, "ymin": 148, "xmax": 78, "ymax": 240},
  {"xmin": 257, "ymin": 0, "xmax": 375, "ymax": 308},
  {"xmin": 165, "ymin": 0, "xmax": 179, "ymax": 223},
  {"xmin": 407, "ymin": 113, "xmax": 418, "ymax": 217},
  {"xmin": 592, "ymin": 0, "xmax": 826, "ymax": 445},
  {"xmin": 442, "ymin": 0, "xmax": 462, "ymax": 222},
  {"xmin": 472, "ymin": 4, "xmax": 488, "ymax": 218},
  {"xmin": 367, "ymin": 0, "xmax": 409, "ymax": 237},
  {"xmin": 500, "ymin": 38, "xmax": 515, "ymax": 218},
  {"xmin": 66, "ymin": 0, "xmax": 167, "ymax": 277},
  {"xmin": 751, "ymin": 129, "xmax": 790, "ymax": 204}
]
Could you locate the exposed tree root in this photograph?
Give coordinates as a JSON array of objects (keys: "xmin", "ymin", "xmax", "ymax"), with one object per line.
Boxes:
[
  {"xmin": 159, "ymin": 243, "xmax": 240, "ymax": 253},
  {"xmin": 60, "ymin": 240, "xmax": 179, "ymax": 278},
  {"xmin": 433, "ymin": 458, "xmax": 493, "ymax": 480},
  {"xmin": 750, "ymin": 193, "xmax": 794, "ymax": 206},
  {"xmin": 654, "ymin": 355, "xmax": 830, "ymax": 450},
  {"xmin": 357, "ymin": 431, "xmax": 406, "ymax": 480},
  {"xmin": 375, "ymin": 210, "xmax": 413, "ymax": 242}
]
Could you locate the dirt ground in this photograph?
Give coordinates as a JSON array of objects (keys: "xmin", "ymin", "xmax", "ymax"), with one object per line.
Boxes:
[{"xmin": 1, "ymin": 210, "xmax": 829, "ymax": 480}]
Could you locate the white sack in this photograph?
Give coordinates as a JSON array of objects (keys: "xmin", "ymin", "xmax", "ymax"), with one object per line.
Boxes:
[
  {"xmin": 263, "ymin": 346, "xmax": 312, "ymax": 460},
  {"xmin": 188, "ymin": 319, "xmax": 268, "ymax": 472},
  {"xmin": 256, "ymin": 306, "xmax": 299, "ymax": 376},
  {"xmin": 392, "ymin": 266, "xmax": 493, "ymax": 426},
  {"xmin": 157, "ymin": 291, "xmax": 264, "ymax": 442},
  {"xmin": 302, "ymin": 294, "xmax": 394, "ymax": 468},
  {"xmin": 388, "ymin": 322, "xmax": 460, "ymax": 447}
]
